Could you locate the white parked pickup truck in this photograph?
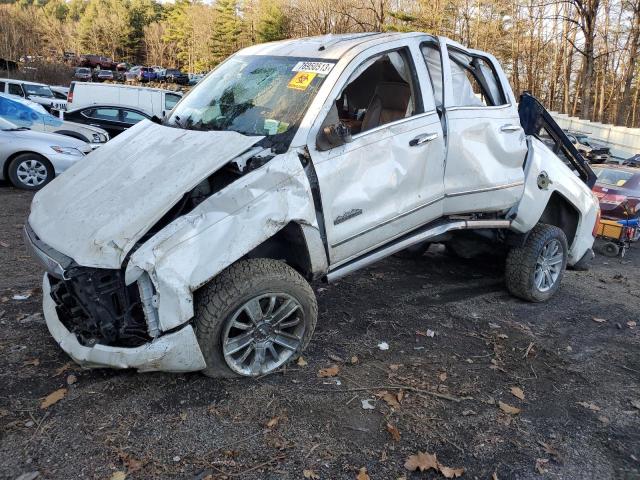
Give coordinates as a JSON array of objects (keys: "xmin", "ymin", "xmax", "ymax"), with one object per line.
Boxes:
[{"xmin": 25, "ymin": 33, "xmax": 599, "ymax": 377}]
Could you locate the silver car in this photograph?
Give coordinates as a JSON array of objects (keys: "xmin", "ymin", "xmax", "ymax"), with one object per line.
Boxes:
[{"xmin": 0, "ymin": 117, "xmax": 91, "ymax": 190}]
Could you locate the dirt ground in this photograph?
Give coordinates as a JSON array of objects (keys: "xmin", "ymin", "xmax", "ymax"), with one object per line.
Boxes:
[{"xmin": 1, "ymin": 183, "xmax": 639, "ymax": 480}]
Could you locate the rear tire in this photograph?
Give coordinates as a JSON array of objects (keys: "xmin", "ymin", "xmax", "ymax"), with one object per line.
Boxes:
[
  {"xmin": 194, "ymin": 258, "xmax": 317, "ymax": 378},
  {"xmin": 505, "ymin": 224, "xmax": 568, "ymax": 302}
]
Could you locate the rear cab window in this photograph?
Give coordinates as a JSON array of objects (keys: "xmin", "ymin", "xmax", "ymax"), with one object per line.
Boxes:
[{"xmin": 447, "ymin": 49, "xmax": 507, "ymax": 107}]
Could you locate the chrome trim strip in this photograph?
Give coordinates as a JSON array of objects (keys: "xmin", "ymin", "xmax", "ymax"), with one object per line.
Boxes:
[
  {"xmin": 446, "ymin": 104, "xmax": 513, "ymax": 112},
  {"xmin": 445, "ymin": 180, "xmax": 524, "ymax": 198},
  {"xmin": 350, "ymin": 109, "xmax": 438, "ymax": 141},
  {"xmin": 330, "ymin": 181, "xmax": 523, "ymax": 249},
  {"xmin": 331, "ymin": 195, "xmax": 444, "ymax": 248}
]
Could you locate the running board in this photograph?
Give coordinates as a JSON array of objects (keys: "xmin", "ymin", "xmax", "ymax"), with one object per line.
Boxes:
[{"xmin": 326, "ymin": 219, "xmax": 512, "ymax": 282}]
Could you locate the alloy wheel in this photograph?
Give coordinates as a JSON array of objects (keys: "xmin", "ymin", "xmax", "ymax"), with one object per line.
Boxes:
[
  {"xmin": 534, "ymin": 238, "xmax": 564, "ymax": 292},
  {"xmin": 222, "ymin": 293, "xmax": 305, "ymax": 376}
]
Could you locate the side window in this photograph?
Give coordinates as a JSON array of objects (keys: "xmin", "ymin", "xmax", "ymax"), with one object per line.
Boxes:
[
  {"xmin": 329, "ymin": 48, "xmax": 421, "ymax": 137},
  {"xmin": 0, "ymin": 81, "xmax": 5, "ymax": 92},
  {"xmin": 420, "ymin": 43, "xmax": 443, "ymax": 108},
  {"xmin": 90, "ymin": 108, "xmax": 120, "ymax": 121},
  {"xmin": 8, "ymin": 83, "xmax": 24, "ymax": 97},
  {"xmin": 448, "ymin": 49, "xmax": 507, "ymax": 107},
  {"xmin": 165, "ymin": 93, "xmax": 180, "ymax": 111},
  {"xmin": 122, "ymin": 109, "xmax": 147, "ymax": 125}
]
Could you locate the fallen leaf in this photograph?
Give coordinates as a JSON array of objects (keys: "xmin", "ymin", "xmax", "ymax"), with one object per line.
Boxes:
[
  {"xmin": 356, "ymin": 467, "xmax": 370, "ymax": 480},
  {"xmin": 297, "ymin": 356, "xmax": 308, "ymax": 367},
  {"xmin": 492, "ymin": 472, "xmax": 499, "ymax": 480},
  {"xmin": 577, "ymin": 401, "xmax": 601, "ymax": 411},
  {"xmin": 66, "ymin": 374, "xmax": 77, "ymax": 385},
  {"xmin": 498, "ymin": 401, "xmax": 521, "ymax": 415},
  {"xmin": 386, "ymin": 422, "xmax": 400, "ymax": 442},
  {"xmin": 389, "ymin": 364, "xmax": 402, "ymax": 371},
  {"xmin": 631, "ymin": 399, "xmax": 640, "ymax": 410},
  {"xmin": 627, "ymin": 321, "xmax": 637, "ymax": 328},
  {"xmin": 426, "ymin": 329, "xmax": 435, "ymax": 337},
  {"xmin": 439, "ymin": 372, "xmax": 447, "ymax": 382},
  {"xmin": 54, "ymin": 362, "xmax": 72, "ymax": 376},
  {"xmin": 317, "ymin": 365, "xmax": 339, "ymax": 377},
  {"xmin": 110, "ymin": 473, "xmax": 126, "ymax": 480},
  {"xmin": 303, "ymin": 469, "xmax": 319, "ymax": 479},
  {"xmin": 461, "ymin": 409, "xmax": 476, "ymax": 416},
  {"xmin": 377, "ymin": 391, "xmax": 400, "ymax": 408},
  {"xmin": 328, "ymin": 353, "xmax": 344, "ymax": 363},
  {"xmin": 397, "ymin": 391, "xmax": 404, "ymax": 403},
  {"xmin": 598, "ymin": 415, "xmax": 610, "ymax": 424},
  {"xmin": 40, "ymin": 388, "xmax": 67, "ymax": 409},
  {"xmin": 404, "ymin": 451, "xmax": 439, "ymax": 472},
  {"xmin": 538, "ymin": 441, "xmax": 560, "ymax": 460},
  {"xmin": 0, "ymin": 241, "xmax": 9, "ymax": 248},
  {"xmin": 439, "ymin": 465, "xmax": 465, "ymax": 478},
  {"xmin": 488, "ymin": 322, "xmax": 500, "ymax": 329},
  {"xmin": 510, "ymin": 386, "xmax": 525, "ymax": 400},
  {"xmin": 592, "ymin": 317, "xmax": 607, "ymax": 323},
  {"xmin": 377, "ymin": 342, "xmax": 389, "ymax": 350},
  {"xmin": 361, "ymin": 399, "xmax": 375, "ymax": 410},
  {"xmin": 535, "ymin": 458, "xmax": 549, "ymax": 474},
  {"xmin": 497, "ymin": 334, "xmax": 509, "ymax": 339},
  {"xmin": 266, "ymin": 416, "xmax": 280, "ymax": 428},
  {"xmin": 351, "ymin": 356, "xmax": 359, "ymax": 364},
  {"xmin": 23, "ymin": 358, "xmax": 40, "ymax": 367}
]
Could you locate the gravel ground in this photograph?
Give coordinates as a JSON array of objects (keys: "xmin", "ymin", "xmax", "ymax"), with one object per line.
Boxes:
[{"xmin": 1, "ymin": 183, "xmax": 639, "ymax": 480}]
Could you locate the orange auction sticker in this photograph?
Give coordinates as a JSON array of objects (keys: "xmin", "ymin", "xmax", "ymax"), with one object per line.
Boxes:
[{"xmin": 288, "ymin": 71, "xmax": 317, "ymax": 90}]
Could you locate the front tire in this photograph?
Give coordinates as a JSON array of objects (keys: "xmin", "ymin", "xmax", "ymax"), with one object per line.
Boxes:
[
  {"xmin": 194, "ymin": 258, "xmax": 318, "ymax": 378},
  {"xmin": 505, "ymin": 224, "xmax": 568, "ymax": 302},
  {"xmin": 8, "ymin": 154, "xmax": 54, "ymax": 190}
]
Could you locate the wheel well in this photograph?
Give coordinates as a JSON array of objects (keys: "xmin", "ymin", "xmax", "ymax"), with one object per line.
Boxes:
[
  {"xmin": 3, "ymin": 151, "xmax": 49, "ymax": 179},
  {"xmin": 244, "ymin": 222, "xmax": 313, "ymax": 279},
  {"xmin": 54, "ymin": 130, "xmax": 89, "ymax": 142},
  {"xmin": 539, "ymin": 192, "xmax": 579, "ymax": 247}
]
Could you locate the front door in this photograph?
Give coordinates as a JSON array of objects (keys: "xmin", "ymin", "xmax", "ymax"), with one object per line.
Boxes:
[
  {"xmin": 436, "ymin": 39, "xmax": 527, "ymax": 215},
  {"xmin": 309, "ymin": 41, "xmax": 446, "ymax": 266}
]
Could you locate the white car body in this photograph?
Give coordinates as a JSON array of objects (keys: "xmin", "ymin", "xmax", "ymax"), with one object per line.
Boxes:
[
  {"xmin": 0, "ymin": 117, "xmax": 91, "ymax": 184},
  {"xmin": 0, "ymin": 78, "xmax": 67, "ymax": 111},
  {"xmin": 67, "ymin": 82, "xmax": 182, "ymax": 118},
  {"xmin": 26, "ymin": 33, "xmax": 599, "ymax": 373},
  {"xmin": 0, "ymin": 93, "xmax": 109, "ymax": 147}
]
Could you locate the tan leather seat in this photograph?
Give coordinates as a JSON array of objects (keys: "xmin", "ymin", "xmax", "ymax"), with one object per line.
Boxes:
[{"xmin": 361, "ymin": 82, "xmax": 411, "ymax": 131}]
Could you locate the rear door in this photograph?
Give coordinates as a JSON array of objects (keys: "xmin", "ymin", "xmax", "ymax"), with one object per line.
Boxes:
[
  {"xmin": 436, "ymin": 38, "xmax": 527, "ymax": 214},
  {"xmin": 308, "ymin": 38, "xmax": 446, "ymax": 266}
]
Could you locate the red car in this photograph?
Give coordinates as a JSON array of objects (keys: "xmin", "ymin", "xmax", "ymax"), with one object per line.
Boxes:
[{"xmin": 592, "ymin": 165, "xmax": 640, "ymax": 220}]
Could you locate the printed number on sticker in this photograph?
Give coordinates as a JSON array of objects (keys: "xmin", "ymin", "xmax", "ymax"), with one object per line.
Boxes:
[
  {"xmin": 288, "ymin": 72, "xmax": 317, "ymax": 90},
  {"xmin": 292, "ymin": 61, "xmax": 334, "ymax": 75}
]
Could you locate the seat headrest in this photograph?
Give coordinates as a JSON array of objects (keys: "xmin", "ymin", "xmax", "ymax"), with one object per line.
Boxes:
[{"xmin": 372, "ymin": 82, "xmax": 411, "ymax": 111}]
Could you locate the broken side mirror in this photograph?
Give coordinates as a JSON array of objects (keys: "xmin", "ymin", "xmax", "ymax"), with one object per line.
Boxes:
[{"xmin": 317, "ymin": 122, "xmax": 352, "ymax": 151}]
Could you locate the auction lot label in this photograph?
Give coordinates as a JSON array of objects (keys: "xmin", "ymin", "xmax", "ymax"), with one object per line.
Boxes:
[{"xmin": 292, "ymin": 61, "xmax": 334, "ymax": 75}]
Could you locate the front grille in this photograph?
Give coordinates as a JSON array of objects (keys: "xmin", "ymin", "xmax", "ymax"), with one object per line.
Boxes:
[{"xmin": 48, "ymin": 268, "xmax": 150, "ymax": 347}]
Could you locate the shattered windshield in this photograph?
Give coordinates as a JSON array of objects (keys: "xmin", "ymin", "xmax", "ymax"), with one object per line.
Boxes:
[{"xmin": 167, "ymin": 55, "xmax": 335, "ymax": 150}]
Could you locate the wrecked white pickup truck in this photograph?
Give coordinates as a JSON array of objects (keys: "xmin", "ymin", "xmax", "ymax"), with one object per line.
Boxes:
[{"xmin": 25, "ymin": 33, "xmax": 599, "ymax": 377}]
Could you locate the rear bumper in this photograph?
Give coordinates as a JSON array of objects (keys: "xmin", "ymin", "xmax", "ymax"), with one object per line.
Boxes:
[{"xmin": 43, "ymin": 274, "xmax": 206, "ymax": 372}]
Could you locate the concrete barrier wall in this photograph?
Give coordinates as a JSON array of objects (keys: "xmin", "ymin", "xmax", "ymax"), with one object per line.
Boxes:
[{"xmin": 550, "ymin": 112, "xmax": 640, "ymax": 159}]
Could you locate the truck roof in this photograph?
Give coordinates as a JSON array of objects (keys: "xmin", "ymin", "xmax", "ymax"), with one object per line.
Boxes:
[
  {"xmin": 0, "ymin": 78, "xmax": 49, "ymax": 87},
  {"xmin": 241, "ymin": 32, "xmax": 426, "ymax": 59},
  {"xmin": 71, "ymin": 82, "xmax": 182, "ymax": 96}
]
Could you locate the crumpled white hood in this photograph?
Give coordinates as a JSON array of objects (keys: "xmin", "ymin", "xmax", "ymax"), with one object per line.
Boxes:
[{"xmin": 29, "ymin": 120, "xmax": 263, "ymax": 268}]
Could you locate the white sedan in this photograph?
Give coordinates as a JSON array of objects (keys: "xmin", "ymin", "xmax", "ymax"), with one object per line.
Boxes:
[{"xmin": 0, "ymin": 117, "xmax": 91, "ymax": 190}]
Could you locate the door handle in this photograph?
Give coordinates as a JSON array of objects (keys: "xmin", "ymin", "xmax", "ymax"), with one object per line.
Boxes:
[
  {"xmin": 500, "ymin": 124, "xmax": 522, "ymax": 133},
  {"xmin": 409, "ymin": 132, "xmax": 439, "ymax": 146}
]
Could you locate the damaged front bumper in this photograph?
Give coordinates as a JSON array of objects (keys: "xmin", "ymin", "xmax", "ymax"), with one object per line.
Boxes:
[{"xmin": 43, "ymin": 273, "xmax": 206, "ymax": 372}]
